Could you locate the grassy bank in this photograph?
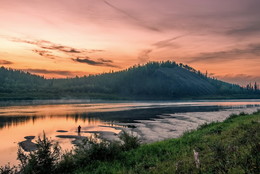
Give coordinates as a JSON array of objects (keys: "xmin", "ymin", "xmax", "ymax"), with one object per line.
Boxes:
[
  {"xmin": 1, "ymin": 111, "xmax": 259, "ymax": 174},
  {"xmin": 75, "ymin": 111, "xmax": 260, "ymax": 174}
]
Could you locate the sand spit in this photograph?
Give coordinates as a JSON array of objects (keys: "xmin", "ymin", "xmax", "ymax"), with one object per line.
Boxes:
[
  {"xmin": 19, "ymin": 136, "xmax": 37, "ymax": 152},
  {"xmin": 18, "ymin": 107, "xmax": 260, "ymax": 151},
  {"xmin": 56, "ymin": 130, "xmax": 68, "ymax": 133},
  {"xmin": 127, "ymin": 107, "xmax": 260, "ymax": 143}
]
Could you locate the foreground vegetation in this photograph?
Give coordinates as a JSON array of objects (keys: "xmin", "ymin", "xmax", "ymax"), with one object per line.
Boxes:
[
  {"xmin": 1, "ymin": 111, "xmax": 260, "ymax": 174},
  {"xmin": 75, "ymin": 111, "xmax": 260, "ymax": 174},
  {"xmin": 1, "ymin": 61, "xmax": 259, "ymax": 100}
]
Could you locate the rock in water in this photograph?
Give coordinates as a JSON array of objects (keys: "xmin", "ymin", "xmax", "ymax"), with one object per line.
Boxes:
[{"xmin": 19, "ymin": 139, "xmax": 37, "ymax": 152}]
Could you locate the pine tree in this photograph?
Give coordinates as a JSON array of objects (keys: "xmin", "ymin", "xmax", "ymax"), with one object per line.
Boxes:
[{"xmin": 254, "ymin": 82, "xmax": 258, "ymax": 91}]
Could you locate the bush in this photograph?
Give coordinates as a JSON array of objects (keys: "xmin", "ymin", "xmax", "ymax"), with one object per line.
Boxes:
[
  {"xmin": 0, "ymin": 164, "xmax": 17, "ymax": 174},
  {"xmin": 76, "ymin": 138, "xmax": 121, "ymax": 162},
  {"xmin": 56, "ymin": 132, "xmax": 140, "ymax": 173},
  {"xmin": 119, "ymin": 130, "xmax": 141, "ymax": 151},
  {"xmin": 18, "ymin": 133, "xmax": 61, "ymax": 174},
  {"xmin": 1, "ymin": 131, "xmax": 141, "ymax": 174},
  {"xmin": 74, "ymin": 135, "xmax": 122, "ymax": 163},
  {"xmin": 56, "ymin": 151, "xmax": 77, "ymax": 174}
]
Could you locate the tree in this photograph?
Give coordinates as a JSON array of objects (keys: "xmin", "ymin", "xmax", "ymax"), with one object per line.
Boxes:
[{"xmin": 254, "ymin": 82, "xmax": 258, "ymax": 91}]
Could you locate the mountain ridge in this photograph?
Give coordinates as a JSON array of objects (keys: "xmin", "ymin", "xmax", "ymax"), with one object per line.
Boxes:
[{"xmin": 0, "ymin": 61, "xmax": 259, "ymax": 100}]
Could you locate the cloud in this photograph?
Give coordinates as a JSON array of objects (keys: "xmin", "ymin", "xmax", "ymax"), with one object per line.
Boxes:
[
  {"xmin": 0, "ymin": 59, "xmax": 13, "ymax": 65},
  {"xmin": 5, "ymin": 37, "xmax": 115, "ymax": 67},
  {"xmin": 103, "ymin": 0, "xmax": 160, "ymax": 32},
  {"xmin": 137, "ymin": 34, "xmax": 186, "ymax": 63},
  {"xmin": 22, "ymin": 68, "xmax": 84, "ymax": 76},
  {"xmin": 8, "ymin": 37, "xmax": 104, "ymax": 56},
  {"xmin": 72, "ymin": 57, "xmax": 119, "ymax": 68},
  {"xmin": 138, "ymin": 49, "xmax": 152, "ymax": 63},
  {"xmin": 152, "ymin": 34, "xmax": 187, "ymax": 49},
  {"xmin": 227, "ymin": 23, "xmax": 260, "ymax": 36},
  {"xmin": 187, "ymin": 43, "xmax": 260, "ymax": 63},
  {"xmin": 221, "ymin": 1, "xmax": 260, "ymax": 38},
  {"xmin": 97, "ymin": 58, "xmax": 113, "ymax": 63},
  {"xmin": 216, "ymin": 73, "xmax": 260, "ymax": 86},
  {"xmin": 11, "ymin": 38, "xmax": 81, "ymax": 53},
  {"xmin": 32, "ymin": 49, "xmax": 57, "ymax": 59},
  {"xmin": 152, "ymin": 37, "xmax": 179, "ymax": 49}
]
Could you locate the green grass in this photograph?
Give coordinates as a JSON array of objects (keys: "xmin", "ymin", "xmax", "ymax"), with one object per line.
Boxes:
[{"xmin": 75, "ymin": 111, "xmax": 260, "ymax": 174}]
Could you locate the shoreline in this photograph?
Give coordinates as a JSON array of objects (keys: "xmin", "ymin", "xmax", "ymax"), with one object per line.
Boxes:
[
  {"xmin": 1, "ymin": 102, "xmax": 260, "ymax": 168},
  {"xmin": 6, "ymin": 109, "xmax": 260, "ymax": 173},
  {"xmin": 16, "ymin": 106, "xmax": 260, "ymax": 151}
]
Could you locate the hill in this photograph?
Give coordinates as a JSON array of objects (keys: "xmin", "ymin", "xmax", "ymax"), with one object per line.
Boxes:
[{"xmin": 0, "ymin": 61, "xmax": 258, "ymax": 100}]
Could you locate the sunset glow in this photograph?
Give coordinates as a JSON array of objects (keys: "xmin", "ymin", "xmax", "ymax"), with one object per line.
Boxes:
[{"xmin": 0, "ymin": 0, "xmax": 259, "ymax": 85}]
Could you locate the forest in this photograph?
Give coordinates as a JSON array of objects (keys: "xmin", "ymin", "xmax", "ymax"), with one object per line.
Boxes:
[{"xmin": 0, "ymin": 61, "xmax": 259, "ymax": 100}]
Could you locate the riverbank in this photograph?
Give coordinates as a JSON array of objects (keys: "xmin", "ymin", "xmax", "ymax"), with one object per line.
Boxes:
[
  {"xmin": 1, "ymin": 93, "xmax": 260, "ymax": 102},
  {"xmin": 1, "ymin": 110, "xmax": 259, "ymax": 174},
  {"xmin": 74, "ymin": 111, "xmax": 260, "ymax": 174}
]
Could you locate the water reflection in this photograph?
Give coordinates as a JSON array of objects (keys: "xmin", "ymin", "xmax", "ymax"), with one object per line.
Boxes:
[
  {"xmin": 0, "ymin": 117, "xmax": 121, "ymax": 167},
  {"xmin": 0, "ymin": 105, "xmax": 231, "ymax": 129},
  {"xmin": 0, "ymin": 100, "xmax": 260, "ymax": 166}
]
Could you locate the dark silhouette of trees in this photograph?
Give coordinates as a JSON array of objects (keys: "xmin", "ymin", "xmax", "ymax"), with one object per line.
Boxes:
[
  {"xmin": 246, "ymin": 82, "xmax": 259, "ymax": 92},
  {"xmin": 0, "ymin": 62, "xmax": 258, "ymax": 100},
  {"xmin": 254, "ymin": 82, "xmax": 258, "ymax": 91}
]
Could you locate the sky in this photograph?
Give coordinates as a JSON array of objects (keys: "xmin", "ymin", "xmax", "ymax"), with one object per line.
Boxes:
[{"xmin": 0, "ymin": 0, "xmax": 259, "ymax": 85}]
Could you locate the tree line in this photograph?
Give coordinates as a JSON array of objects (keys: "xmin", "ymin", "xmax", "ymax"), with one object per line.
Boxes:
[{"xmin": 0, "ymin": 61, "xmax": 259, "ymax": 100}]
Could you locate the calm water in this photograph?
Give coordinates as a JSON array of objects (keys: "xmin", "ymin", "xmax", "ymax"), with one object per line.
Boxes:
[{"xmin": 0, "ymin": 99, "xmax": 260, "ymax": 166}]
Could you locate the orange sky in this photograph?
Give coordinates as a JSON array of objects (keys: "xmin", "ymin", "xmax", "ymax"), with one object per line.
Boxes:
[{"xmin": 0, "ymin": 0, "xmax": 259, "ymax": 85}]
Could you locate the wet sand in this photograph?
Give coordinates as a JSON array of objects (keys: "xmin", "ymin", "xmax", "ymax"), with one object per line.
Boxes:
[
  {"xmin": 126, "ymin": 107, "xmax": 260, "ymax": 143},
  {"xmin": 19, "ymin": 136, "xmax": 37, "ymax": 152},
  {"xmin": 19, "ymin": 107, "xmax": 260, "ymax": 151}
]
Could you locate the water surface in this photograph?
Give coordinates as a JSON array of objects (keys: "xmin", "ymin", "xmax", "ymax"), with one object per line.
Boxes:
[{"xmin": 0, "ymin": 99, "xmax": 260, "ymax": 166}]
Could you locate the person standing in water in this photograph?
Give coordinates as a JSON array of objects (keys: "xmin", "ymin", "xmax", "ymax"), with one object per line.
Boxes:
[{"xmin": 78, "ymin": 125, "xmax": 81, "ymax": 134}]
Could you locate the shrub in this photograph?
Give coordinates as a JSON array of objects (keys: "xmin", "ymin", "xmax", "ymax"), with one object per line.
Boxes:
[
  {"xmin": 56, "ymin": 151, "xmax": 77, "ymax": 174},
  {"xmin": 74, "ymin": 135, "xmax": 122, "ymax": 163},
  {"xmin": 18, "ymin": 133, "xmax": 62, "ymax": 174},
  {"xmin": 119, "ymin": 130, "xmax": 141, "ymax": 151},
  {"xmin": 0, "ymin": 164, "xmax": 17, "ymax": 174},
  {"xmin": 1, "ymin": 131, "xmax": 141, "ymax": 174}
]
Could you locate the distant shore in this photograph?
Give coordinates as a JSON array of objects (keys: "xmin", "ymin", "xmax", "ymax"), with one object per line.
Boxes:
[{"xmin": 1, "ymin": 93, "xmax": 260, "ymax": 102}]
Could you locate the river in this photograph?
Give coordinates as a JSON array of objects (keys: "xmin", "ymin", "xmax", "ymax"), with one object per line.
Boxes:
[{"xmin": 0, "ymin": 99, "xmax": 260, "ymax": 166}]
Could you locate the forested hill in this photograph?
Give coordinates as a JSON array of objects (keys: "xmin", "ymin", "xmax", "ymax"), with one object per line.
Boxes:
[{"xmin": 0, "ymin": 62, "xmax": 259, "ymax": 100}]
